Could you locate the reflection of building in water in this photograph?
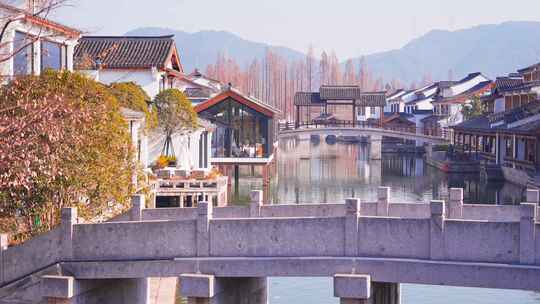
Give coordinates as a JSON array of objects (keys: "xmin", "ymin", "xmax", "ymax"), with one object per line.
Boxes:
[
  {"xmin": 447, "ymin": 174, "xmax": 524, "ymax": 205},
  {"xmin": 275, "ymin": 141, "xmax": 525, "ymax": 205},
  {"xmin": 381, "ymin": 154, "xmax": 448, "ymax": 203},
  {"xmin": 277, "ymin": 141, "xmax": 383, "ymax": 204}
]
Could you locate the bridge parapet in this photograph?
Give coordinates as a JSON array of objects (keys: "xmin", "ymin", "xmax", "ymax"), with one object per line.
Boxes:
[
  {"xmin": 278, "ymin": 125, "xmax": 450, "ymax": 144},
  {"xmin": 1, "ymin": 188, "xmax": 540, "ymax": 289}
]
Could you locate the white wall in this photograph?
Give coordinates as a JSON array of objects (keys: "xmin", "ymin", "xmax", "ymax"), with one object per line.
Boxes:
[
  {"xmin": 82, "ymin": 69, "xmax": 164, "ymax": 98},
  {"xmin": 494, "ymin": 97, "xmax": 505, "ymax": 113},
  {"xmin": 357, "ymin": 106, "xmax": 382, "ymax": 121},
  {"xmin": 147, "ymin": 129, "xmax": 212, "ymax": 170},
  {"xmin": 0, "ymin": 11, "xmax": 78, "ymax": 78}
]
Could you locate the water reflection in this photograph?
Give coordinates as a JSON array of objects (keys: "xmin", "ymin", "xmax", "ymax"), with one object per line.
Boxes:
[{"xmin": 274, "ymin": 139, "xmax": 524, "ymax": 205}]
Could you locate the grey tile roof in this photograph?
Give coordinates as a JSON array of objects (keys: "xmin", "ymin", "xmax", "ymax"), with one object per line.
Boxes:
[
  {"xmin": 495, "ymin": 77, "xmax": 524, "ymax": 92},
  {"xmin": 453, "ymin": 116, "xmax": 492, "ymax": 131},
  {"xmin": 295, "ymin": 87, "xmax": 386, "ymax": 107},
  {"xmin": 456, "ymin": 72, "xmax": 484, "ymax": 84},
  {"xmin": 433, "ymin": 81, "xmax": 493, "ymax": 104},
  {"xmin": 294, "ymin": 92, "xmax": 324, "ymax": 106},
  {"xmin": 74, "ymin": 36, "xmax": 176, "ymax": 70},
  {"xmin": 184, "ymin": 87, "xmax": 211, "ymax": 98},
  {"xmin": 437, "ymin": 81, "xmax": 456, "ymax": 89},
  {"xmin": 320, "ymin": 85, "xmax": 363, "ymax": 100},
  {"xmin": 518, "ymin": 63, "xmax": 540, "ymax": 74},
  {"xmin": 500, "ymin": 80, "xmax": 540, "ymax": 94},
  {"xmin": 510, "ymin": 119, "xmax": 540, "ymax": 132},
  {"xmin": 354, "ymin": 92, "xmax": 387, "ymax": 107},
  {"xmin": 421, "ymin": 115, "xmax": 447, "ymax": 124}
]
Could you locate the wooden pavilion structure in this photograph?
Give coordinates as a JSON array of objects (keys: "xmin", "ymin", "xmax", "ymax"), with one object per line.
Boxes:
[{"xmin": 294, "ymin": 86, "xmax": 387, "ymax": 128}]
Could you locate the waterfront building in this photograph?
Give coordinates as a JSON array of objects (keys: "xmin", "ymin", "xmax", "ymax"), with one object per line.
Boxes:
[
  {"xmin": 383, "ymin": 113, "xmax": 417, "ymax": 133},
  {"xmin": 74, "ymin": 35, "xmax": 185, "ymax": 98},
  {"xmin": 480, "ymin": 75, "xmax": 525, "ymax": 114},
  {"xmin": 194, "ymin": 85, "xmax": 280, "ymax": 202},
  {"xmin": 480, "ymin": 63, "xmax": 540, "ymax": 115},
  {"xmin": 74, "ymin": 35, "xmax": 213, "ymax": 168},
  {"xmin": 452, "ymin": 100, "xmax": 540, "ymax": 187},
  {"xmin": 0, "ymin": 1, "xmax": 81, "ymax": 79},
  {"xmin": 421, "ymin": 73, "xmax": 491, "ymax": 139},
  {"xmin": 74, "ymin": 35, "xmax": 223, "ymax": 205},
  {"xmin": 385, "ymin": 89, "xmax": 407, "ymax": 113}
]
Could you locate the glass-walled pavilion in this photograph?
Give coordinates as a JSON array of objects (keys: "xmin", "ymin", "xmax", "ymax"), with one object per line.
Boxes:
[{"xmin": 195, "ymin": 89, "xmax": 278, "ymax": 160}]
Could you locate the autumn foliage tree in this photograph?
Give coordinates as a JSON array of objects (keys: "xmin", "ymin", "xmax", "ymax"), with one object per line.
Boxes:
[
  {"xmin": 154, "ymin": 89, "xmax": 198, "ymax": 157},
  {"xmin": 0, "ymin": 70, "xmax": 135, "ymax": 240},
  {"xmin": 109, "ymin": 82, "xmax": 158, "ymax": 130}
]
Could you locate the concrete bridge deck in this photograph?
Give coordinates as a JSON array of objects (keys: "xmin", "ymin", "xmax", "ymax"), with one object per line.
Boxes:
[{"xmin": 2, "ymin": 188, "xmax": 540, "ymax": 303}]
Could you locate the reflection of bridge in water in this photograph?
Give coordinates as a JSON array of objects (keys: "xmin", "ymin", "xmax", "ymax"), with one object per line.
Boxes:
[{"xmin": 3, "ymin": 188, "xmax": 540, "ymax": 304}]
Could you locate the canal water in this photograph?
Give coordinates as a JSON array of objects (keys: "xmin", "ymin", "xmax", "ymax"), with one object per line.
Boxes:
[{"xmin": 255, "ymin": 139, "xmax": 536, "ymax": 304}]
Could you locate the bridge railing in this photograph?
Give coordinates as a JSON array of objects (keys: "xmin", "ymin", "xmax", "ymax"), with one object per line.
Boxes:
[
  {"xmin": 1, "ymin": 188, "xmax": 539, "ymax": 287},
  {"xmin": 278, "ymin": 121, "xmax": 450, "ymax": 140}
]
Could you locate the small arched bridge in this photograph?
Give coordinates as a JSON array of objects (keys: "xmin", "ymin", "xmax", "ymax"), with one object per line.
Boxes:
[
  {"xmin": 2, "ymin": 188, "xmax": 540, "ymax": 304},
  {"xmin": 278, "ymin": 122, "xmax": 450, "ymax": 145}
]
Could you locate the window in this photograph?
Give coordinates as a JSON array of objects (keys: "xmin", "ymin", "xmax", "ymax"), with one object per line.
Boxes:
[
  {"xmin": 40, "ymin": 40, "xmax": 66, "ymax": 72},
  {"xmin": 13, "ymin": 31, "xmax": 34, "ymax": 75},
  {"xmin": 370, "ymin": 107, "xmax": 376, "ymax": 115}
]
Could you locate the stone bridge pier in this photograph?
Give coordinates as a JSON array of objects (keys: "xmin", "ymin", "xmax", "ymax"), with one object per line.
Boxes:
[
  {"xmin": 41, "ymin": 275, "xmax": 150, "ymax": 304},
  {"xmin": 334, "ymin": 274, "xmax": 400, "ymax": 304},
  {"xmin": 179, "ymin": 274, "xmax": 267, "ymax": 304},
  {"xmin": 369, "ymin": 135, "xmax": 382, "ymax": 160}
]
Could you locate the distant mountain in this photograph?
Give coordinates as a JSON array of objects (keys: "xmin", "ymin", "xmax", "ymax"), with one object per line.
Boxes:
[
  {"xmin": 125, "ymin": 27, "xmax": 306, "ymax": 73},
  {"xmin": 127, "ymin": 21, "xmax": 540, "ymax": 84},
  {"xmin": 352, "ymin": 21, "xmax": 540, "ymax": 84}
]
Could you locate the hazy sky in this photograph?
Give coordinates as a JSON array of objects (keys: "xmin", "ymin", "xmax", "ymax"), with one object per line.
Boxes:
[{"xmin": 53, "ymin": 0, "xmax": 540, "ymax": 59}]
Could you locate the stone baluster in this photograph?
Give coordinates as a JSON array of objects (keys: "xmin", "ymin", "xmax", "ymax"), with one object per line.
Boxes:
[
  {"xmin": 526, "ymin": 189, "xmax": 540, "ymax": 219},
  {"xmin": 448, "ymin": 188, "xmax": 463, "ymax": 219},
  {"xmin": 429, "ymin": 200, "xmax": 445, "ymax": 260},
  {"xmin": 61, "ymin": 207, "xmax": 77, "ymax": 261},
  {"xmin": 180, "ymin": 274, "xmax": 218, "ymax": 304},
  {"xmin": 520, "ymin": 202, "xmax": 537, "ymax": 264},
  {"xmin": 377, "ymin": 187, "xmax": 390, "ymax": 216},
  {"xmin": 250, "ymin": 190, "xmax": 263, "ymax": 218},
  {"xmin": 130, "ymin": 195, "xmax": 145, "ymax": 221},
  {"xmin": 197, "ymin": 202, "xmax": 213, "ymax": 257},
  {"xmin": 0, "ymin": 233, "xmax": 8, "ymax": 285},
  {"xmin": 334, "ymin": 274, "xmax": 371, "ymax": 304},
  {"xmin": 345, "ymin": 198, "xmax": 360, "ymax": 257}
]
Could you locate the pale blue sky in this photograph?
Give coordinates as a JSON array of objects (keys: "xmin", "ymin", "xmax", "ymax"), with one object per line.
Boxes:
[{"xmin": 53, "ymin": 0, "xmax": 540, "ymax": 59}]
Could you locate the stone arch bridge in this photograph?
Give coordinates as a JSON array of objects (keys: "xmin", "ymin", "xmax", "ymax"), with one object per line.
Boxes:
[
  {"xmin": 279, "ymin": 125, "xmax": 449, "ymax": 159},
  {"xmin": 1, "ymin": 188, "xmax": 540, "ymax": 304}
]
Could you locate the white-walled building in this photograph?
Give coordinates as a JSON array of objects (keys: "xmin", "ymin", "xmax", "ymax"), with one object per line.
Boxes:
[
  {"xmin": 74, "ymin": 35, "xmax": 213, "ymax": 171},
  {"xmin": 422, "ymin": 73, "xmax": 492, "ymax": 138},
  {"xmin": 385, "ymin": 89, "xmax": 407, "ymax": 113},
  {"xmin": 0, "ymin": 2, "xmax": 80, "ymax": 78},
  {"xmin": 177, "ymin": 69, "xmax": 224, "ymax": 106}
]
